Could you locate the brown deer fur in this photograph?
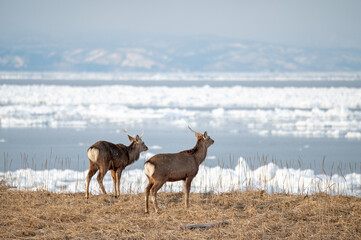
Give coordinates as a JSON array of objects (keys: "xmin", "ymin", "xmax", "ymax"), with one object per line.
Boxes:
[
  {"xmin": 144, "ymin": 128, "xmax": 214, "ymax": 213},
  {"xmin": 86, "ymin": 132, "xmax": 148, "ymax": 199}
]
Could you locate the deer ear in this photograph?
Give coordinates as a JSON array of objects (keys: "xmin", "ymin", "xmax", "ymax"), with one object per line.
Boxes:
[
  {"xmin": 204, "ymin": 131, "xmax": 208, "ymax": 138},
  {"xmin": 128, "ymin": 135, "xmax": 134, "ymax": 142},
  {"xmin": 136, "ymin": 135, "xmax": 140, "ymax": 141}
]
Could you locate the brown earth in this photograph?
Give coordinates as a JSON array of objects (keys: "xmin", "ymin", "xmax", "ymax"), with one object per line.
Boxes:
[{"xmin": 0, "ymin": 184, "xmax": 360, "ymax": 239}]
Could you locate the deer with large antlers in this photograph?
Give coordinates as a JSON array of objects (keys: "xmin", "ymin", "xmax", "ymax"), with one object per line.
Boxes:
[
  {"xmin": 144, "ymin": 125, "xmax": 214, "ymax": 213},
  {"xmin": 85, "ymin": 128, "xmax": 148, "ymax": 199}
]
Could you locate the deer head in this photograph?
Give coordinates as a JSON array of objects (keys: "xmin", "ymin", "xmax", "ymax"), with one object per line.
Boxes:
[
  {"xmin": 121, "ymin": 127, "xmax": 148, "ymax": 152},
  {"xmin": 188, "ymin": 125, "xmax": 214, "ymax": 147}
]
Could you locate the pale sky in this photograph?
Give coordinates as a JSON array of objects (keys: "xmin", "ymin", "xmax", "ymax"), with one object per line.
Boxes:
[{"xmin": 1, "ymin": 0, "xmax": 361, "ymax": 49}]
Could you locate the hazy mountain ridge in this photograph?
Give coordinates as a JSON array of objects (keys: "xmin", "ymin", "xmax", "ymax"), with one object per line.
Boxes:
[{"xmin": 1, "ymin": 36, "xmax": 361, "ymax": 72}]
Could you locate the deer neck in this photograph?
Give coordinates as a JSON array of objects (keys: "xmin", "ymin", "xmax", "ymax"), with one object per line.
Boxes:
[
  {"xmin": 127, "ymin": 142, "xmax": 141, "ymax": 165},
  {"xmin": 192, "ymin": 139, "xmax": 208, "ymax": 165}
]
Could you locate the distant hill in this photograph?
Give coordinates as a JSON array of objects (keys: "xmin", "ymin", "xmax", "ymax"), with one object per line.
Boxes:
[{"xmin": 1, "ymin": 35, "xmax": 361, "ymax": 72}]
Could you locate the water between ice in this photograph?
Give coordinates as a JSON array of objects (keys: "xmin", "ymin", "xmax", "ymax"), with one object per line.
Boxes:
[{"xmin": 1, "ymin": 127, "xmax": 360, "ymax": 174}]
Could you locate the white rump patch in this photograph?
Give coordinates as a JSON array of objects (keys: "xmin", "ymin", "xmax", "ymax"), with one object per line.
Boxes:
[
  {"xmin": 88, "ymin": 148, "xmax": 99, "ymax": 163},
  {"xmin": 144, "ymin": 162, "xmax": 155, "ymax": 177}
]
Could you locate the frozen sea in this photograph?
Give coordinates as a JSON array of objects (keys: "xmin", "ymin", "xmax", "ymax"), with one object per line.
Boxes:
[{"xmin": 0, "ymin": 72, "xmax": 360, "ymax": 195}]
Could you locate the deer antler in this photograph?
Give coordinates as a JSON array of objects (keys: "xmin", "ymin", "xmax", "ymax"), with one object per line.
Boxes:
[
  {"xmin": 188, "ymin": 124, "xmax": 203, "ymax": 138},
  {"xmin": 120, "ymin": 126, "xmax": 135, "ymax": 138},
  {"xmin": 140, "ymin": 130, "xmax": 144, "ymax": 138},
  {"xmin": 188, "ymin": 125, "xmax": 197, "ymax": 133}
]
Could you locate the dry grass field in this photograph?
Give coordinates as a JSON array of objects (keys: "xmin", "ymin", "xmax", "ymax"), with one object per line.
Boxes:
[{"xmin": 1, "ymin": 182, "xmax": 360, "ymax": 240}]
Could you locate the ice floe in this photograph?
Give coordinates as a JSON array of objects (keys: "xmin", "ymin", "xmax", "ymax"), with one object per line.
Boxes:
[{"xmin": 1, "ymin": 84, "xmax": 360, "ymax": 139}]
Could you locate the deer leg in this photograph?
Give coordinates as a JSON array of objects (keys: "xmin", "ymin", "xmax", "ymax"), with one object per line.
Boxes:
[
  {"xmin": 150, "ymin": 181, "xmax": 164, "ymax": 213},
  {"xmin": 97, "ymin": 168, "xmax": 107, "ymax": 195},
  {"xmin": 116, "ymin": 168, "xmax": 123, "ymax": 197},
  {"xmin": 110, "ymin": 170, "xmax": 117, "ymax": 198},
  {"xmin": 144, "ymin": 179, "xmax": 154, "ymax": 213},
  {"xmin": 184, "ymin": 177, "xmax": 193, "ymax": 208},
  {"xmin": 85, "ymin": 161, "xmax": 98, "ymax": 199}
]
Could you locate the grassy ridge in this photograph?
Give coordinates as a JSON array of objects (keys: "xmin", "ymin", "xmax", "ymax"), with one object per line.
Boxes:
[{"xmin": 1, "ymin": 185, "xmax": 360, "ymax": 239}]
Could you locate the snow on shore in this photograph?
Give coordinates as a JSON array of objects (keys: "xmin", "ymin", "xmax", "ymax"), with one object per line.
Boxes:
[{"xmin": 1, "ymin": 157, "xmax": 360, "ymax": 196}]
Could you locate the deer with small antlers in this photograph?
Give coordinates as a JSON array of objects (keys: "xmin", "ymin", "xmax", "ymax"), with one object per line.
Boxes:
[
  {"xmin": 144, "ymin": 125, "xmax": 214, "ymax": 213},
  {"xmin": 85, "ymin": 128, "xmax": 148, "ymax": 199}
]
